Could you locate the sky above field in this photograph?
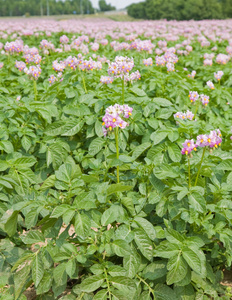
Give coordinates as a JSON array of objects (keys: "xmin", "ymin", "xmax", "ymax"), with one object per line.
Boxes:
[{"xmin": 90, "ymin": 0, "xmax": 143, "ymax": 10}]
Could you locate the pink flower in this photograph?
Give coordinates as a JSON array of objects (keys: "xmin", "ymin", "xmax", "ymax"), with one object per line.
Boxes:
[
  {"xmin": 181, "ymin": 139, "xmax": 197, "ymax": 155},
  {"xmin": 206, "ymin": 81, "xmax": 215, "ymax": 89},
  {"xmin": 188, "ymin": 91, "xmax": 199, "ymax": 102}
]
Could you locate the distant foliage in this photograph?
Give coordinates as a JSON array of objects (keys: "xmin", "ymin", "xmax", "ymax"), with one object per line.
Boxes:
[
  {"xmin": 98, "ymin": 0, "xmax": 116, "ymax": 12},
  {"xmin": 127, "ymin": 0, "xmax": 229, "ymax": 20},
  {"xmin": 0, "ymin": 0, "xmax": 94, "ymax": 17}
]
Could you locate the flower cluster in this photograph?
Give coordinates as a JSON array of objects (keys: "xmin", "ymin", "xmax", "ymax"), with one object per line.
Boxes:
[
  {"xmin": 216, "ymin": 53, "xmax": 230, "ymax": 64},
  {"xmin": 24, "ymin": 65, "xmax": 41, "ymax": 80},
  {"xmin": 60, "ymin": 35, "xmax": 69, "ymax": 44},
  {"xmin": 188, "ymin": 91, "xmax": 199, "ymax": 102},
  {"xmin": 124, "ymin": 70, "xmax": 141, "ymax": 82},
  {"xmin": 181, "ymin": 139, "xmax": 197, "ymax": 155},
  {"xmin": 4, "ymin": 40, "xmax": 23, "ymax": 54},
  {"xmin": 155, "ymin": 56, "xmax": 166, "ymax": 66},
  {"xmin": 102, "ymin": 104, "xmax": 133, "ymax": 136},
  {"xmin": 48, "ymin": 74, "xmax": 57, "ymax": 85},
  {"xmin": 0, "ymin": 62, "xmax": 3, "ymax": 69},
  {"xmin": 181, "ymin": 129, "xmax": 222, "ymax": 155},
  {"xmin": 23, "ymin": 46, "xmax": 39, "ymax": 56},
  {"xmin": 200, "ymin": 94, "xmax": 210, "ymax": 106},
  {"xmin": 91, "ymin": 42, "xmax": 99, "ymax": 51},
  {"xmin": 214, "ymin": 70, "xmax": 224, "ymax": 81},
  {"xmin": 15, "ymin": 60, "xmax": 26, "ymax": 71},
  {"xmin": 174, "ymin": 110, "xmax": 194, "ymax": 120},
  {"xmin": 206, "ymin": 80, "xmax": 215, "ymax": 89},
  {"xmin": 100, "ymin": 76, "xmax": 114, "ymax": 84},
  {"xmin": 108, "ymin": 56, "xmax": 134, "ymax": 76},
  {"xmin": 143, "ymin": 58, "xmax": 153, "ymax": 66},
  {"xmin": 188, "ymin": 70, "xmax": 196, "ymax": 78},
  {"xmin": 79, "ymin": 58, "xmax": 102, "ymax": 71},
  {"xmin": 203, "ymin": 59, "xmax": 212, "ymax": 66},
  {"xmin": 40, "ymin": 39, "xmax": 55, "ymax": 50},
  {"xmin": 52, "ymin": 60, "xmax": 66, "ymax": 72},
  {"xmin": 166, "ymin": 62, "xmax": 175, "ymax": 72},
  {"xmin": 24, "ymin": 54, "xmax": 42, "ymax": 65}
]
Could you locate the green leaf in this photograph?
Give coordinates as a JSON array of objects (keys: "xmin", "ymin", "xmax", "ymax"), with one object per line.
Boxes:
[
  {"xmin": 154, "ymin": 284, "xmax": 178, "ymax": 300},
  {"xmin": 153, "ymin": 97, "xmax": 173, "ymax": 107},
  {"xmin": 11, "ymin": 253, "xmax": 34, "ymax": 272},
  {"xmin": 61, "ymin": 119, "xmax": 84, "ymax": 136},
  {"xmin": 74, "ymin": 212, "xmax": 91, "ymax": 238},
  {"xmin": 134, "ymin": 217, "xmax": 156, "ymax": 240},
  {"xmin": 123, "ymin": 247, "xmax": 141, "ymax": 278},
  {"xmin": 101, "ymin": 205, "xmax": 119, "ymax": 226},
  {"xmin": 46, "ymin": 143, "xmax": 64, "ymax": 169},
  {"xmin": 32, "ymin": 253, "xmax": 44, "ymax": 287},
  {"xmin": 112, "ymin": 240, "xmax": 131, "ymax": 257},
  {"xmin": 154, "ymin": 241, "xmax": 179, "ymax": 258},
  {"xmin": 188, "ymin": 192, "xmax": 206, "ymax": 213},
  {"xmin": 66, "ymin": 259, "xmax": 76, "ymax": 278},
  {"xmin": 21, "ymin": 136, "xmax": 31, "ymax": 152},
  {"xmin": 165, "ymin": 228, "xmax": 185, "ymax": 246},
  {"xmin": 167, "ymin": 253, "xmax": 188, "ymax": 285},
  {"xmin": 53, "ymin": 263, "xmax": 67, "ymax": 286},
  {"xmin": 36, "ymin": 271, "xmax": 53, "ymax": 295},
  {"xmin": 13, "ymin": 156, "xmax": 37, "ymax": 168},
  {"xmin": 93, "ymin": 289, "xmax": 108, "ymax": 300},
  {"xmin": 89, "ymin": 137, "xmax": 105, "ymax": 156},
  {"xmin": 4, "ymin": 210, "xmax": 19, "ymax": 237},
  {"xmin": 150, "ymin": 130, "xmax": 168, "ymax": 145},
  {"xmin": 155, "ymin": 108, "xmax": 173, "ymax": 119},
  {"xmin": 134, "ymin": 228, "xmax": 153, "ymax": 260},
  {"xmin": 121, "ymin": 197, "xmax": 135, "ymax": 216},
  {"xmin": 55, "ymin": 163, "xmax": 72, "ymax": 183},
  {"xmin": 132, "ymin": 142, "xmax": 151, "ymax": 160},
  {"xmin": 45, "ymin": 121, "xmax": 66, "ymax": 136},
  {"xmin": 65, "ymin": 87, "xmax": 76, "ymax": 98},
  {"xmin": 154, "ymin": 164, "xmax": 179, "ymax": 179},
  {"xmin": 217, "ymin": 159, "xmax": 232, "ymax": 170},
  {"xmin": 78, "ymin": 274, "xmax": 105, "ymax": 293},
  {"xmin": 182, "ymin": 247, "xmax": 204, "ymax": 275},
  {"xmin": 0, "ymin": 140, "xmax": 14, "ymax": 153},
  {"xmin": 111, "ymin": 276, "xmax": 136, "ymax": 294},
  {"xmin": 51, "ymin": 205, "xmax": 70, "ymax": 218},
  {"xmin": 174, "ymin": 285, "xmax": 195, "ymax": 300},
  {"xmin": 21, "ymin": 230, "xmax": 45, "ymax": 244},
  {"xmin": 40, "ymin": 175, "xmax": 56, "ymax": 191},
  {"xmin": 107, "ymin": 183, "xmax": 132, "ymax": 196},
  {"xmin": 14, "ymin": 265, "xmax": 31, "ymax": 300},
  {"xmin": 168, "ymin": 144, "xmax": 181, "ymax": 162},
  {"xmin": 130, "ymin": 87, "xmax": 146, "ymax": 96},
  {"xmin": 143, "ymin": 261, "xmax": 167, "ymax": 280}
]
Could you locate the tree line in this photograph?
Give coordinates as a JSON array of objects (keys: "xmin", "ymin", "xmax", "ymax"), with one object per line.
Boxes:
[
  {"xmin": 0, "ymin": 0, "xmax": 115, "ymax": 17},
  {"xmin": 127, "ymin": 0, "xmax": 232, "ymax": 20}
]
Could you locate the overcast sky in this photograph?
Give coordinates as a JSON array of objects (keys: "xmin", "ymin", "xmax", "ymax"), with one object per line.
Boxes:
[{"xmin": 90, "ymin": 0, "xmax": 144, "ymax": 10}]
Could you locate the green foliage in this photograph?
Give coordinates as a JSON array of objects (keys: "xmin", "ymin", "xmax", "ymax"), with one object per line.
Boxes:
[
  {"xmin": 0, "ymin": 0, "xmax": 94, "ymax": 17},
  {"xmin": 98, "ymin": 0, "xmax": 116, "ymax": 12},
  {"xmin": 128, "ymin": 0, "xmax": 224, "ymax": 20},
  {"xmin": 0, "ymin": 23, "xmax": 231, "ymax": 300}
]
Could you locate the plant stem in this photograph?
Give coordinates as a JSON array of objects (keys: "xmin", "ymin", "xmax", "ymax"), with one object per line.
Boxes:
[
  {"xmin": 122, "ymin": 76, "xmax": 125, "ymax": 105},
  {"xmin": 194, "ymin": 147, "xmax": 206, "ymax": 186},
  {"xmin": 104, "ymin": 268, "xmax": 112, "ymax": 300},
  {"xmin": 114, "ymin": 127, "xmax": 120, "ymax": 183},
  {"xmin": 77, "ymin": 292, "xmax": 85, "ymax": 300},
  {"xmin": 78, "ymin": 67, "xmax": 87, "ymax": 93},
  {"xmin": 33, "ymin": 80, "xmax": 37, "ymax": 101},
  {"xmin": 136, "ymin": 274, "xmax": 155, "ymax": 299},
  {"xmin": 82, "ymin": 74, "xmax": 87, "ymax": 94},
  {"xmin": 193, "ymin": 101, "xmax": 200, "ymax": 119},
  {"xmin": 188, "ymin": 156, "xmax": 191, "ymax": 189}
]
